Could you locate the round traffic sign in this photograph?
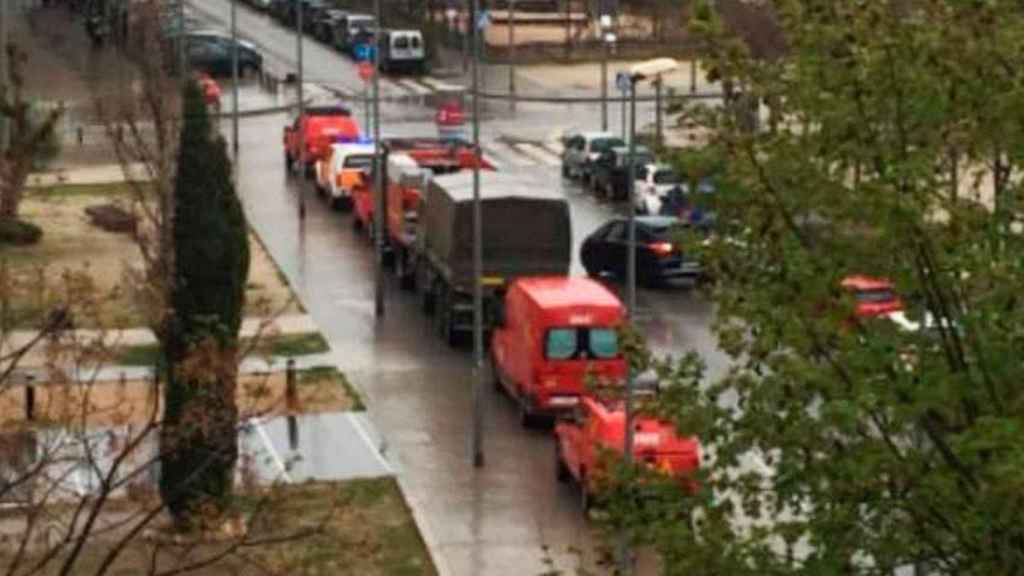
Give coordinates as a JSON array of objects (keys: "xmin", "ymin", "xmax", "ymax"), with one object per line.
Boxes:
[{"xmin": 358, "ymin": 61, "xmax": 375, "ymax": 82}]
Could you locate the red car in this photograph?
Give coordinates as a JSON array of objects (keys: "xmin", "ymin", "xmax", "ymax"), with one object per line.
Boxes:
[
  {"xmin": 555, "ymin": 396, "xmax": 702, "ymax": 510},
  {"xmin": 840, "ymin": 275, "xmax": 904, "ymax": 319},
  {"xmin": 283, "ymin": 105, "xmax": 361, "ymax": 176},
  {"xmin": 491, "ymin": 277, "xmax": 627, "ymax": 426}
]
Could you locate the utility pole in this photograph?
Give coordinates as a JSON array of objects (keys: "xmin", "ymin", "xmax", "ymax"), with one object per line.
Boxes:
[
  {"xmin": 654, "ymin": 77, "xmax": 662, "ymax": 149},
  {"xmin": 296, "ymin": 0, "xmax": 306, "ymax": 220},
  {"xmin": 231, "ymin": 0, "xmax": 239, "ymax": 157},
  {"xmin": 619, "ymin": 72, "xmax": 639, "ymax": 576},
  {"xmin": 373, "ymin": 0, "xmax": 384, "ymax": 320},
  {"xmin": 470, "ymin": 0, "xmax": 485, "ymax": 469},
  {"xmin": 178, "ymin": 0, "xmax": 187, "ymax": 82},
  {"xmin": 508, "ymin": 0, "xmax": 516, "ymax": 113},
  {"xmin": 0, "ymin": 0, "xmax": 9, "ymax": 152}
]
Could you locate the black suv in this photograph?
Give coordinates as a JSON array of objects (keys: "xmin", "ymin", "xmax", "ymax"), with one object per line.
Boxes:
[{"xmin": 590, "ymin": 145, "xmax": 655, "ymax": 201}]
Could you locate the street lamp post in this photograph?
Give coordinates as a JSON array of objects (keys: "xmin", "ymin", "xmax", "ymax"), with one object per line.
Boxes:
[
  {"xmin": 231, "ymin": 0, "xmax": 239, "ymax": 157},
  {"xmin": 373, "ymin": 0, "xmax": 384, "ymax": 320},
  {"xmin": 599, "ymin": 14, "xmax": 613, "ymax": 132},
  {"xmin": 470, "ymin": 0, "xmax": 485, "ymax": 469},
  {"xmin": 621, "ymin": 56, "xmax": 679, "ymax": 576},
  {"xmin": 296, "ymin": 0, "xmax": 306, "ymax": 220},
  {"xmin": 508, "ymin": 0, "xmax": 516, "ymax": 113}
]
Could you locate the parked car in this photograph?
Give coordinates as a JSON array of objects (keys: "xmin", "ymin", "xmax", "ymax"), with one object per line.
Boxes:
[
  {"xmin": 561, "ymin": 131, "xmax": 625, "ymax": 186},
  {"xmin": 181, "ymin": 31, "xmax": 263, "ymax": 77},
  {"xmin": 491, "ymin": 277, "xmax": 627, "ymax": 427},
  {"xmin": 379, "ymin": 29, "xmax": 426, "ymax": 74},
  {"xmin": 555, "ymin": 395, "xmax": 702, "ymax": 510},
  {"xmin": 841, "ymin": 275, "xmax": 904, "ymax": 319},
  {"xmin": 313, "ymin": 8, "xmax": 348, "ymax": 44},
  {"xmin": 334, "ymin": 13, "xmax": 375, "ymax": 54},
  {"xmin": 634, "ymin": 164, "xmax": 683, "ymax": 214},
  {"xmin": 269, "ymin": 0, "xmax": 293, "ymax": 22},
  {"xmin": 314, "ymin": 141, "xmax": 376, "ymax": 209},
  {"xmin": 283, "ymin": 104, "xmax": 360, "ymax": 178},
  {"xmin": 283, "ymin": 0, "xmax": 326, "ymax": 29},
  {"xmin": 589, "ymin": 145, "xmax": 656, "ymax": 200},
  {"xmin": 245, "ymin": 0, "xmax": 274, "ymax": 12},
  {"xmin": 581, "ymin": 216, "xmax": 703, "ymax": 287}
]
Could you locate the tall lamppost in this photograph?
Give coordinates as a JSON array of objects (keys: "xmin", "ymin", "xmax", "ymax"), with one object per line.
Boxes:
[
  {"xmin": 296, "ymin": 0, "xmax": 306, "ymax": 220},
  {"xmin": 231, "ymin": 0, "xmax": 239, "ymax": 157},
  {"xmin": 373, "ymin": 0, "xmax": 384, "ymax": 320},
  {"xmin": 599, "ymin": 14, "xmax": 614, "ymax": 132},
  {"xmin": 621, "ymin": 56, "xmax": 679, "ymax": 576},
  {"xmin": 470, "ymin": 0, "xmax": 485, "ymax": 469}
]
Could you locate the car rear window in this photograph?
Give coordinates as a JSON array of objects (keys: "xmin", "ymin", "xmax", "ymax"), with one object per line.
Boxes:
[
  {"xmin": 590, "ymin": 137, "xmax": 625, "ymax": 153},
  {"xmin": 344, "ymin": 154, "xmax": 374, "ymax": 169},
  {"xmin": 545, "ymin": 328, "xmax": 619, "ymax": 360},
  {"xmin": 855, "ymin": 289, "xmax": 897, "ymax": 304},
  {"xmin": 411, "ymin": 36, "xmax": 421, "ymax": 49},
  {"xmin": 394, "ymin": 36, "xmax": 410, "ymax": 49}
]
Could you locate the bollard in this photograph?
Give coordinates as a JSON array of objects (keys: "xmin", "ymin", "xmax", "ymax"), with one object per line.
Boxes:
[
  {"xmin": 285, "ymin": 358, "xmax": 297, "ymax": 412},
  {"xmin": 76, "ymin": 126, "xmax": 84, "ymax": 146},
  {"xmin": 287, "ymin": 415, "xmax": 299, "ymax": 451},
  {"xmin": 25, "ymin": 384, "xmax": 35, "ymax": 422}
]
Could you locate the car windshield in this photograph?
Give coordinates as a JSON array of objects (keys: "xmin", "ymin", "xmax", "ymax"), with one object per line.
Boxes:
[
  {"xmin": 590, "ymin": 137, "xmax": 625, "ymax": 153},
  {"xmin": 855, "ymin": 289, "xmax": 897, "ymax": 304},
  {"xmin": 545, "ymin": 328, "xmax": 619, "ymax": 360},
  {"xmin": 344, "ymin": 154, "xmax": 374, "ymax": 169}
]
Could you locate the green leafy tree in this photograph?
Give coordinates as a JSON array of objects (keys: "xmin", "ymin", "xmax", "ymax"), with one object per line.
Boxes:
[
  {"xmin": 605, "ymin": 1, "xmax": 1024, "ymax": 574},
  {"xmin": 159, "ymin": 80, "xmax": 250, "ymax": 528}
]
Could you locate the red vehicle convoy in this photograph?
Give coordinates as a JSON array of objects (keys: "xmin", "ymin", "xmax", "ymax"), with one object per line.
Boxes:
[
  {"xmin": 491, "ymin": 277, "xmax": 627, "ymax": 426},
  {"xmin": 283, "ymin": 105, "xmax": 361, "ymax": 176},
  {"xmin": 383, "ymin": 137, "xmax": 494, "ymax": 174},
  {"xmin": 352, "ymin": 152, "xmax": 426, "ymax": 243},
  {"xmin": 555, "ymin": 396, "xmax": 702, "ymax": 510},
  {"xmin": 841, "ymin": 275, "xmax": 904, "ymax": 319}
]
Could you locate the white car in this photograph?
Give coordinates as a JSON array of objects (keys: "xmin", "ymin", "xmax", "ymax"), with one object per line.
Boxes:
[
  {"xmin": 315, "ymin": 142, "xmax": 376, "ymax": 208},
  {"xmin": 633, "ymin": 163, "xmax": 684, "ymax": 214}
]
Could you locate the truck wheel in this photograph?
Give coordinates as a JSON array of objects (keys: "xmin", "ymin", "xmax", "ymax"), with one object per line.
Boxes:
[
  {"xmin": 579, "ymin": 472, "xmax": 593, "ymax": 512},
  {"xmin": 519, "ymin": 402, "xmax": 536, "ymax": 429},
  {"xmin": 555, "ymin": 441, "xmax": 570, "ymax": 483},
  {"xmin": 394, "ymin": 251, "xmax": 414, "ymax": 291},
  {"xmin": 284, "ymin": 152, "xmax": 293, "ymax": 174},
  {"xmin": 418, "ymin": 270, "xmax": 434, "ymax": 315},
  {"xmin": 488, "ymin": 353, "xmax": 504, "ymax": 393}
]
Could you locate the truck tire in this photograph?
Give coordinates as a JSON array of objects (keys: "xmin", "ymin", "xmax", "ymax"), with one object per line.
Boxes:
[
  {"xmin": 394, "ymin": 250, "xmax": 414, "ymax": 291},
  {"xmin": 418, "ymin": 267, "xmax": 434, "ymax": 315},
  {"xmin": 488, "ymin": 352, "xmax": 504, "ymax": 393},
  {"xmin": 284, "ymin": 152, "xmax": 293, "ymax": 174},
  {"xmin": 579, "ymin": 471, "xmax": 593, "ymax": 512},
  {"xmin": 519, "ymin": 402, "xmax": 537, "ymax": 429},
  {"xmin": 555, "ymin": 441, "xmax": 571, "ymax": 483},
  {"xmin": 434, "ymin": 284, "xmax": 458, "ymax": 347}
]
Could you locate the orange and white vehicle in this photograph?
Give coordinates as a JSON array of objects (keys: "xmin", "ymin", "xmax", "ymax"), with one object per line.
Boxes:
[
  {"xmin": 555, "ymin": 395, "xmax": 702, "ymax": 511},
  {"xmin": 352, "ymin": 152, "xmax": 429, "ymax": 245},
  {"xmin": 315, "ymin": 141, "xmax": 376, "ymax": 209}
]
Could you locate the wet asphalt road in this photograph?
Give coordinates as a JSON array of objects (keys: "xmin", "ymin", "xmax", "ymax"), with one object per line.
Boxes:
[{"xmin": 205, "ymin": 4, "xmax": 730, "ymax": 574}]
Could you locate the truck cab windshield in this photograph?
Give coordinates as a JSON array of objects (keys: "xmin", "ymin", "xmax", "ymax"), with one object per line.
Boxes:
[{"xmin": 545, "ymin": 328, "xmax": 619, "ymax": 360}]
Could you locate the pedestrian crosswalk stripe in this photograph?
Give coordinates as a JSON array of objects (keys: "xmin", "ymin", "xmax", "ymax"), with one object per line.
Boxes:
[
  {"xmin": 485, "ymin": 142, "xmax": 532, "ymax": 167},
  {"xmin": 419, "ymin": 76, "xmax": 465, "ymax": 93},
  {"xmin": 544, "ymin": 141, "xmax": 565, "ymax": 156},
  {"xmin": 479, "ymin": 148, "xmax": 504, "ymax": 170},
  {"xmin": 395, "ymin": 79, "xmax": 433, "ymax": 96},
  {"xmin": 514, "ymin": 143, "xmax": 561, "ymax": 167}
]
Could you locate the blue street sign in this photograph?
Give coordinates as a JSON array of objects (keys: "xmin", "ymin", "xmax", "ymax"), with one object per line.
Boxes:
[
  {"xmin": 477, "ymin": 10, "xmax": 491, "ymax": 31},
  {"xmin": 616, "ymin": 71, "xmax": 631, "ymax": 93}
]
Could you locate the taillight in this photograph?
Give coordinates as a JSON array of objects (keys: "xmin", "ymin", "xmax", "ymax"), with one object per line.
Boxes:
[{"xmin": 648, "ymin": 241, "xmax": 673, "ymax": 257}]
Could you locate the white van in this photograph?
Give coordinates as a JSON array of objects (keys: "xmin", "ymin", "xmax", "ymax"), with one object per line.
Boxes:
[{"xmin": 379, "ymin": 29, "xmax": 426, "ymax": 74}]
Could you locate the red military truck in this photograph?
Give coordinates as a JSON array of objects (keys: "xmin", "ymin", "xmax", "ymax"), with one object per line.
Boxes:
[
  {"xmin": 555, "ymin": 395, "xmax": 702, "ymax": 511},
  {"xmin": 283, "ymin": 105, "xmax": 361, "ymax": 177},
  {"xmin": 490, "ymin": 277, "xmax": 627, "ymax": 426}
]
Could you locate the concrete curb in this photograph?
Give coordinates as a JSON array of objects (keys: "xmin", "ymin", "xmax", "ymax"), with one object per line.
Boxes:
[{"xmin": 395, "ymin": 475, "xmax": 455, "ymax": 576}]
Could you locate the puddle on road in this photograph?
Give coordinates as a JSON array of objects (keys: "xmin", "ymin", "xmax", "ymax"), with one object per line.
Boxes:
[{"xmin": 0, "ymin": 412, "xmax": 392, "ymax": 506}]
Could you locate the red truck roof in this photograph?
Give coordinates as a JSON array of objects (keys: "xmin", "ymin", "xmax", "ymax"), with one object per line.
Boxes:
[
  {"xmin": 515, "ymin": 277, "xmax": 624, "ymax": 327},
  {"xmin": 383, "ymin": 137, "xmax": 495, "ymax": 172}
]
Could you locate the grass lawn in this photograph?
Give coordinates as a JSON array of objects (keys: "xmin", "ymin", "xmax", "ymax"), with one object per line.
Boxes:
[
  {"xmin": 113, "ymin": 331, "xmax": 331, "ymax": 366},
  {"xmin": 1, "ymin": 479, "xmax": 436, "ymax": 576}
]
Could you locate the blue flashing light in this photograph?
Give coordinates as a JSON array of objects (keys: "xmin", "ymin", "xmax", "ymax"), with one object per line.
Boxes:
[{"xmin": 333, "ymin": 134, "xmax": 375, "ymax": 145}]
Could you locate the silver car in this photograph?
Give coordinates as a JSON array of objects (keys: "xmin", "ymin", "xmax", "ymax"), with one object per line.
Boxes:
[{"xmin": 560, "ymin": 131, "xmax": 625, "ymax": 186}]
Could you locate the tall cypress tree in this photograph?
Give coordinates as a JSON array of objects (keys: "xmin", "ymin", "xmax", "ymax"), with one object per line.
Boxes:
[{"xmin": 159, "ymin": 81, "xmax": 250, "ymax": 528}]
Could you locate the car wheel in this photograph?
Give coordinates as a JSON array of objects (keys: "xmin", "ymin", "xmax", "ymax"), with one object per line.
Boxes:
[{"xmin": 555, "ymin": 441, "xmax": 570, "ymax": 483}]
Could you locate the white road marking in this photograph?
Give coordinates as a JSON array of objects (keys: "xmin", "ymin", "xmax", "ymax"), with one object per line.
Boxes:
[
  {"xmin": 514, "ymin": 142, "xmax": 562, "ymax": 167},
  {"xmin": 419, "ymin": 76, "xmax": 465, "ymax": 93},
  {"xmin": 395, "ymin": 79, "xmax": 434, "ymax": 96},
  {"xmin": 255, "ymin": 420, "xmax": 294, "ymax": 483},
  {"xmin": 349, "ymin": 414, "xmax": 395, "ymax": 474}
]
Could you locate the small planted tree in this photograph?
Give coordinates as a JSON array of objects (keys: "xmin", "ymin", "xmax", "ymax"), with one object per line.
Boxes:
[
  {"xmin": 159, "ymin": 80, "xmax": 250, "ymax": 529},
  {"xmin": 0, "ymin": 43, "xmax": 62, "ymax": 244}
]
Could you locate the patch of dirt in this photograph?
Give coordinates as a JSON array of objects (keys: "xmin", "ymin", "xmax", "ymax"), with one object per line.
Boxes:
[
  {"xmin": 0, "ymin": 189, "xmax": 301, "ymax": 328},
  {"xmin": 0, "ymin": 371, "xmax": 354, "ymax": 430}
]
